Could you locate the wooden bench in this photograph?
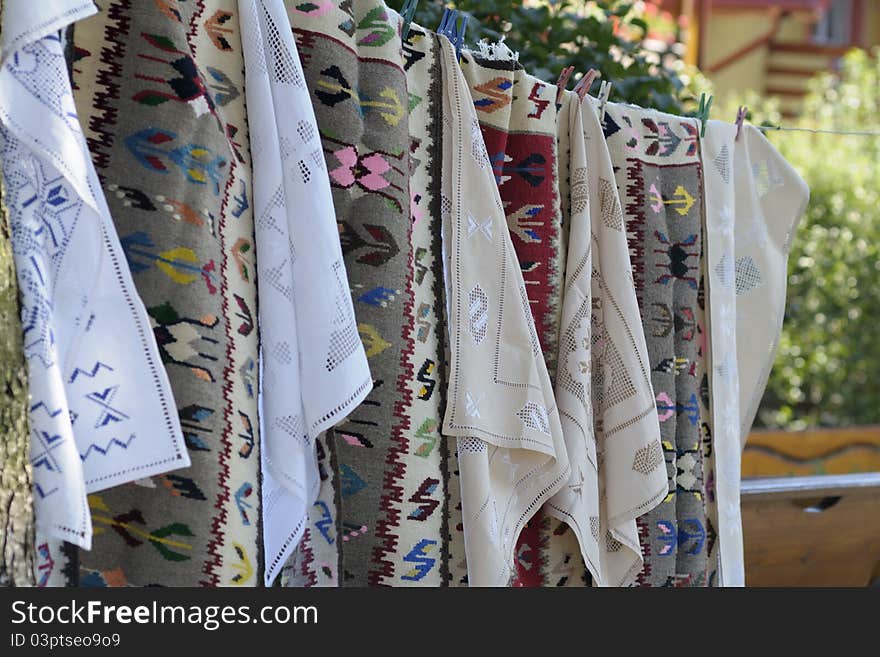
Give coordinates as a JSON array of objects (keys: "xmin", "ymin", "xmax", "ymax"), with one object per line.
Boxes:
[
  {"xmin": 742, "ymin": 427, "xmax": 880, "ymax": 586},
  {"xmin": 742, "ymin": 472, "xmax": 880, "ymax": 586}
]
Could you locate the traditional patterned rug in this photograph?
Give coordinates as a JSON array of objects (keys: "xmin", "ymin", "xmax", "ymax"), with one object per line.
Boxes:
[
  {"xmin": 602, "ymin": 102, "xmax": 712, "ymax": 586},
  {"xmin": 373, "ymin": 23, "xmax": 449, "ymax": 587},
  {"xmin": 71, "ymin": 0, "xmax": 262, "ymax": 587},
  {"xmin": 0, "ymin": 168, "xmax": 34, "ymax": 587},
  {"xmin": 458, "ymin": 49, "xmax": 564, "ymax": 588},
  {"xmin": 287, "ymin": 0, "xmax": 414, "ymax": 586}
]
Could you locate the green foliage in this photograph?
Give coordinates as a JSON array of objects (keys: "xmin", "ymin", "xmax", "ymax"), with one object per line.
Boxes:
[
  {"xmin": 745, "ymin": 49, "xmax": 880, "ymax": 429},
  {"xmin": 387, "ymin": 0, "xmax": 707, "ymax": 113}
]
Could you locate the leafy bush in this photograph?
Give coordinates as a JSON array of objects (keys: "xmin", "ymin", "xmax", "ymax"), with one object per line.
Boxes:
[{"xmin": 388, "ymin": 0, "xmax": 707, "ymax": 113}]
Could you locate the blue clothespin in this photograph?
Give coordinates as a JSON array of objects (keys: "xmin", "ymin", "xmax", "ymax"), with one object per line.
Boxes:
[
  {"xmin": 438, "ymin": 8, "xmax": 468, "ymax": 62},
  {"xmin": 697, "ymin": 93, "xmax": 713, "ymax": 138},
  {"xmin": 401, "ymin": 0, "xmax": 419, "ymax": 41}
]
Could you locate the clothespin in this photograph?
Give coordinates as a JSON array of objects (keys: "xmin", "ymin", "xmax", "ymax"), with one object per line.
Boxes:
[
  {"xmin": 697, "ymin": 93, "xmax": 713, "ymax": 138},
  {"xmin": 555, "ymin": 66, "xmax": 574, "ymax": 107},
  {"xmin": 573, "ymin": 68, "xmax": 600, "ymax": 102},
  {"xmin": 438, "ymin": 8, "xmax": 468, "ymax": 62},
  {"xmin": 735, "ymin": 105, "xmax": 748, "ymax": 141},
  {"xmin": 597, "ymin": 80, "xmax": 612, "ymax": 123},
  {"xmin": 401, "ymin": 0, "xmax": 419, "ymax": 41}
]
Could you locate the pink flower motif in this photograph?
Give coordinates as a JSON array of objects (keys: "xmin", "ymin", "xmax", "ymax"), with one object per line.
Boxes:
[
  {"xmin": 329, "ymin": 146, "xmax": 392, "ymax": 192},
  {"xmin": 330, "ymin": 146, "xmax": 358, "ymax": 187},
  {"xmin": 656, "ymin": 392, "xmax": 675, "ymax": 422},
  {"xmin": 358, "ymin": 153, "xmax": 391, "ymax": 191}
]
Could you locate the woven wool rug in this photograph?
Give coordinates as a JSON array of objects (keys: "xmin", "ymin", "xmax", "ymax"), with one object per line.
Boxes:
[
  {"xmin": 602, "ymin": 102, "xmax": 712, "ymax": 586},
  {"xmin": 0, "ymin": 171, "xmax": 34, "ymax": 587},
  {"xmin": 458, "ymin": 51, "xmax": 564, "ymax": 588},
  {"xmin": 372, "ymin": 23, "xmax": 450, "ymax": 587},
  {"xmin": 71, "ymin": 0, "xmax": 262, "ymax": 586},
  {"xmin": 287, "ymin": 0, "xmax": 414, "ymax": 586}
]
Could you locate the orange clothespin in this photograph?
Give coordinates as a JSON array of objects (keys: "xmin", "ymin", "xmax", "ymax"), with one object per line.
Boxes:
[
  {"xmin": 555, "ymin": 66, "xmax": 574, "ymax": 106},
  {"xmin": 735, "ymin": 106, "xmax": 748, "ymax": 141},
  {"xmin": 573, "ymin": 68, "xmax": 600, "ymax": 102}
]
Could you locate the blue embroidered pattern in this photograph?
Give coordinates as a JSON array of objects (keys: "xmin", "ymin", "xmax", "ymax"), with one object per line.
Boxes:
[{"xmin": 0, "ymin": 27, "xmax": 186, "ymax": 548}]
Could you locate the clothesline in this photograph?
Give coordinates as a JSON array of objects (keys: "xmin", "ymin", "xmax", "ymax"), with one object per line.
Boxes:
[{"xmin": 755, "ymin": 124, "xmax": 880, "ymax": 137}]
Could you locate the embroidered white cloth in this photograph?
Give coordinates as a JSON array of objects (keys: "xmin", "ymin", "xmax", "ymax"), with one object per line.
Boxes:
[
  {"xmin": 733, "ymin": 125, "xmax": 809, "ymax": 442},
  {"xmin": 438, "ymin": 37, "xmax": 570, "ymax": 586},
  {"xmin": 239, "ymin": 0, "xmax": 372, "ymax": 585},
  {"xmin": 701, "ymin": 119, "xmax": 743, "ymax": 586},
  {"xmin": 547, "ymin": 93, "xmax": 667, "ymax": 586},
  {"xmin": 701, "ymin": 121, "xmax": 808, "ymax": 585},
  {"xmin": 0, "ymin": 0, "xmax": 187, "ymax": 549}
]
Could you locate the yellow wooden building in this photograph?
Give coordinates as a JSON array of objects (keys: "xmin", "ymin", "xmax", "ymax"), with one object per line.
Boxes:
[{"xmin": 654, "ymin": 0, "xmax": 880, "ymax": 116}]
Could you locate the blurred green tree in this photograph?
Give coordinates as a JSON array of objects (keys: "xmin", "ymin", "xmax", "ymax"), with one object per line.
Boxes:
[{"xmin": 388, "ymin": 0, "xmax": 707, "ymax": 113}]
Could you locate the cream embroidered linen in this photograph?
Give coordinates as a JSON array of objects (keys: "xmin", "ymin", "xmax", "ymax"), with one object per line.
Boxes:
[
  {"xmin": 438, "ymin": 37, "xmax": 570, "ymax": 586},
  {"xmin": 733, "ymin": 124, "xmax": 809, "ymax": 443},
  {"xmin": 699, "ymin": 122, "xmax": 808, "ymax": 585},
  {"xmin": 0, "ymin": 0, "xmax": 188, "ymax": 550},
  {"xmin": 547, "ymin": 93, "xmax": 667, "ymax": 586},
  {"xmin": 239, "ymin": 0, "xmax": 372, "ymax": 585},
  {"xmin": 701, "ymin": 119, "xmax": 743, "ymax": 586}
]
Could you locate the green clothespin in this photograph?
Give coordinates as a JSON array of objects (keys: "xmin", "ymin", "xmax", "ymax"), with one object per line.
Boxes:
[
  {"xmin": 401, "ymin": 0, "xmax": 419, "ymax": 41},
  {"xmin": 697, "ymin": 93, "xmax": 713, "ymax": 138}
]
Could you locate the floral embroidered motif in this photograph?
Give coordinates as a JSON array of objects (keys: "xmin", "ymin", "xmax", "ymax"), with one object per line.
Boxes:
[{"xmin": 632, "ymin": 441, "xmax": 664, "ymax": 475}]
